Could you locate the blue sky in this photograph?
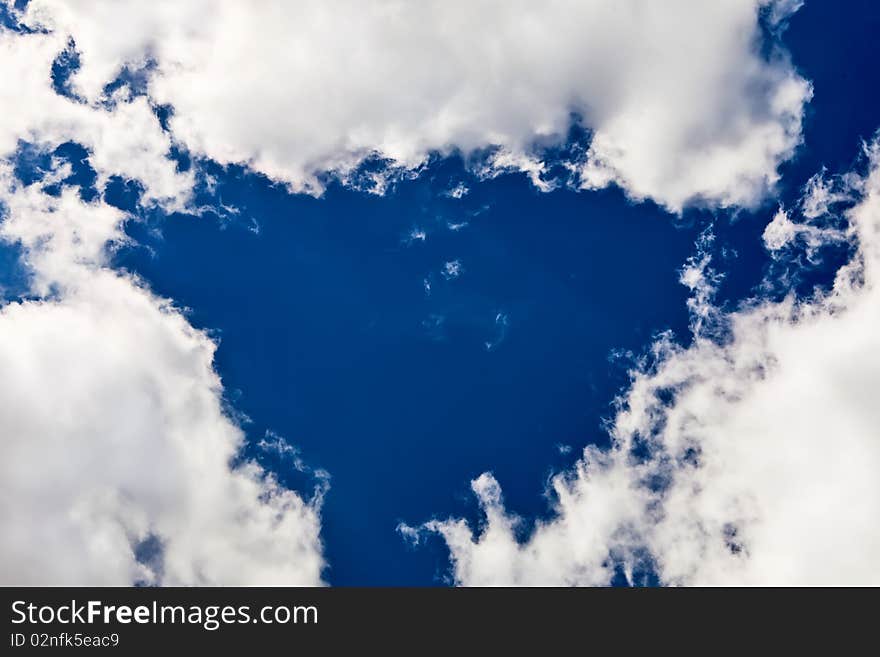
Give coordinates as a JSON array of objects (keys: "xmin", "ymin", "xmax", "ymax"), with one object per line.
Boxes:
[
  {"xmin": 116, "ymin": 160, "xmax": 700, "ymax": 585},
  {"xmin": 1, "ymin": 0, "xmax": 880, "ymax": 586},
  {"xmin": 114, "ymin": 1, "xmax": 875, "ymax": 585}
]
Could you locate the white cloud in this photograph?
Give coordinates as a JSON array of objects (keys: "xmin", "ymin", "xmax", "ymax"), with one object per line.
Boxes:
[
  {"xmin": 445, "ymin": 183, "xmax": 470, "ymax": 200},
  {"xmin": 0, "ymin": 155, "xmax": 324, "ymax": 585},
  {"xmin": 442, "ymin": 259, "xmax": 463, "ymax": 280},
  {"xmin": 0, "ymin": 28, "xmax": 190, "ymax": 208},
  {"xmin": 763, "ymin": 171, "xmax": 854, "ymax": 259},
  {"xmin": 800, "ymin": 169, "xmax": 856, "ymax": 220},
  {"xmin": 21, "ymin": 0, "xmax": 810, "ymax": 211},
  {"xmin": 762, "ymin": 205, "xmax": 846, "ymax": 257},
  {"xmin": 0, "ymin": 3, "xmax": 326, "ymax": 586},
  {"xmin": 410, "ymin": 136, "xmax": 880, "ymax": 586},
  {"xmin": 404, "ymin": 227, "xmax": 427, "ymax": 245}
]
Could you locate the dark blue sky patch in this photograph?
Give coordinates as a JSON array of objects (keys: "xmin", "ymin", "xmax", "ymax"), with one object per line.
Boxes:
[
  {"xmin": 0, "ymin": 237, "xmax": 29, "ymax": 302},
  {"xmin": 0, "ymin": 3, "xmax": 18, "ymax": 31},
  {"xmin": 10, "ymin": 140, "xmax": 99, "ymax": 202},
  {"xmin": 101, "ymin": 60, "xmax": 156, "ymax": 103},
  {"xmin": 132, "ymin": 533, "xmax": 165, "ymax": 587},
  {"xmin": 104, "ymin": 175, "xmax": 144, "ymax": 212},
  {"xmin": 11, "ymin": 141, "xmax": 55, "ymax": 188},
  {"xmin": 0, "ymin": 0, "xmax": 38, "ymax": 34},
  {"xmin": 50, "ymin": 38, "xmax": 83, "ymax": 101},
  {"xmin": 116, "ymin": 157, "xmax": 708, "ymax": 584},
  {"xmin": 782, "ymin": 0, "xmax": 880, "ymax": 178},
  {"xmin": 0, "ymin": 185, "xmax": 29, "ymax": 302}
]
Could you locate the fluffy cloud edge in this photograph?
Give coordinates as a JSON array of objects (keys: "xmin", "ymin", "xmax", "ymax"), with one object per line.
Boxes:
[
  {"xmin": 0, "ymin": 168, "xmax": 327, "ymax": 585},
  {"xmin": 14, "ymin": 0, "xmax": 811, "ymax": 213},
  {"xmin": 404, "ymin": 134, "xmax": 880, "ymax": 586}
]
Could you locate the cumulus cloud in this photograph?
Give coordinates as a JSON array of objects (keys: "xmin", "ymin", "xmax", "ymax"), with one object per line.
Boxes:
[
  {"xmin": 20, "ymin": 0, "xmax": 810, "ymax": 211},
  {"xmin": 0, "ymin": 0, "xmax": 328, "ymax": 586},
  {"xmin": 0, "ymin": 28, "xmax": 190, "ymax": 208},
  {"xmin": 0, "ymin": 271, "xmax": 326, "ymax": 585},
  {"xmin": 409, "ymin": 136, "xmax": 880, "ymax": 586},
  {"xmin": 0, "ymin": 163, "xmax": 325, "ymax": 585}
]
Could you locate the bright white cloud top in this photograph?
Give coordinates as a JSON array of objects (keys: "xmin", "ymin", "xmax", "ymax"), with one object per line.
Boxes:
[
  {"xmin": 25, "ymin": 0, "xmax": 809, "ymax": 211},
  {"xmin": 0, "ymin": 0, "xmax": 876, "ymax": 586}
]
